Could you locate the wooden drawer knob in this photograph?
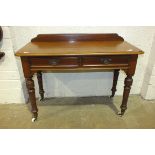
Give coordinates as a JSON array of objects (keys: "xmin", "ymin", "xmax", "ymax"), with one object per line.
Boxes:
[
  {"xmin": 49, "ymin": 58, "xmax": 59, "ymax": 65},
  {"xmin": 100, "ymin": 57, "xmax": 112, "ymax": 64}
]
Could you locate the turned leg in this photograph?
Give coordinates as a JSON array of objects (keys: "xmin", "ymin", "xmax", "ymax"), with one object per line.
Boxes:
[
  {"xmin": 37, "ymin": 71, "xmax": 45, "ymax": 101},
  {"xmin": 110, "ymin": 69, "xmax": 120, "ymax": 98},
  {"xmin": 118, "ymin": 75, "xmax": 133, "ymax": 116},
  {"xmin": 26, "ymin": 76, "xmax": 38, "ymax": 121}
]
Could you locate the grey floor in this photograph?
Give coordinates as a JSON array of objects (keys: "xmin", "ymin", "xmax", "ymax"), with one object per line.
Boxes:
[{"xmin": 0, "ymin": 95, "xmax": 155, "ymax": 129}]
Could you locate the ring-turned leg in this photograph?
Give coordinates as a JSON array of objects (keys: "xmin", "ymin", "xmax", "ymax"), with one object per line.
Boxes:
[
  {"xmin": 110, "ymin": 69, "xmax": 120, "ymax": 98},
  {"xmin": 37, "ymin": 71, "xmax": 45, "ymax": 101},
  {"xmin": 26, "ymin": 76, "xmax": 38, "ymax": 121},
  {"xmin": 118, "ymin": 75, "xmax": 133, "ymax": 116}
]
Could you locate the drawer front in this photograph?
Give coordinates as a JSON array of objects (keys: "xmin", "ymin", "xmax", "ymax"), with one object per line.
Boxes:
[
  {"xmin": 82, "ymin": 55, "xmax": 130, "ymax": 66},
  {"xmin": 30, "ymin": 56, "xmax": 79, "ymax": 67}
]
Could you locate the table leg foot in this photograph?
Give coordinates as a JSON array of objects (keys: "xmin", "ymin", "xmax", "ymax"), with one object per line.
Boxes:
[
  {"xmin": 117, "ymin": 111, "xmax": 123, "ymax": 116},
  {"xmin": 32, "ymin": 118, "xmax": 36, "ymax": 122},
  {"xmin": 110, "ymin": 69, "xmax": 120, "ymax": 98},
  {"xmin": 26, "ymin": 76, "xmax": 38, "ymax": 122},
  {"xmin": 117, "ymin": 107, "xmax": 126, "ymax": 116},
  {"xmin": 119, "ymin": 75, "xmax": 133, "ymax": 116},
  {"xmin": 110, "ymin": 95, "xmax": 114, "ymax": 98},
  {"xmin": 31, "ymin": 112, "xmax": 38, "ymax": 122}
]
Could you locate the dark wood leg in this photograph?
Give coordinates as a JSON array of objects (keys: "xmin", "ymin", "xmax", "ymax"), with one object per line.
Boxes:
[
  {"xmin": 26, "ymin": 76, "xmax": 38, "ymax": 121},
  {"xmin": 118, "ymin": 75, "xmax": 133, "ymax": 116},
  {"xmin": 37, "ymin": 71, "xmax": 45, "ymax": 101},
  {"xmin": 110, "ymin": 69, "xmax": 120, "ymax": 98}
]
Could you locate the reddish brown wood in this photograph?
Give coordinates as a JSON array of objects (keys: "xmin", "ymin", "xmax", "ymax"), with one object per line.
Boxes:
[
  {"xmin": 31, "ymin": 33, "xmax": 124, "ymax": 42},
  {"xmin": 30, "ymin": 66, "xmax": 129, "ymax": 73},
  {"xmin": 21, "ymin": 57, "xmax": 31, "ymax": 76},
  {"xmin": 15, "ymin": 34, "xmax": 144, "ymax": 120},
  {"xmin": 29, "ymin": 55, "xmax": 130, "ymax": 69},
  {"xmin": 110, "ymin": 69, "xmax": 120, "ymax": 98},
  {"xmin": 127, "ymin": 55, "xmax": 138, "ymax": 75},
  {"xmin": 30, "ymin": 56, "xmax": 79, "ymax": 68},
  {"xmin": 119, "ymin": 55, "xmax": 138, "ymax": 116},
  {"xmin": 29, "ymin": 55, "xmax": 130, "ymax": 73},
  {"xmin": 21, "ymin": 57, "xmax": 38, "ymax": 120},
  {"xmin": 26, "ymin": 76, "xmax": 38, "ymax": 119},
  {"xmin": 15, "ymin": 34, "xmax": 144, "ymax": 57},
  {"xmin": 15, "ymin": 41, "xmax": 143, "ymax": 57},
  {"xmin": 37, "ymin": 71, "xmax": 44, "ymax": 101},
  {"xmin": 82, "ymin": 55, "xmax": 130, "ymax": 67},
  {"xmin": 119, "ymin": 75, "xmax": 133, "ymax": 116}
]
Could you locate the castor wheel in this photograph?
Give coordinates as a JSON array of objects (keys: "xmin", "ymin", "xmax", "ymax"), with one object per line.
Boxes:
[
  {"xmin": 32, "ymin": 117, "xmax": 37, "ymax": 122},
  {"xmin": 117, "ymin": 112, "xmax": 123, "ymax": 117}
]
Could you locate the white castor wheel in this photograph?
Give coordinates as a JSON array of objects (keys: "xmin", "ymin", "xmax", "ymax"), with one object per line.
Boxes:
[
  {"xmin": 117, "ymin": 112, "xmax": 123, "ymax": 117},
  {"xmin": 32, "ymin": 117, "xmax": 37, "ymax": 122}
]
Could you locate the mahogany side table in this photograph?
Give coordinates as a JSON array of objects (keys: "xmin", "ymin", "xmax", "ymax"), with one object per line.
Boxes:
[{"xmin": 15, "ymin": 33, "xmax": 144, "ymax": 122}]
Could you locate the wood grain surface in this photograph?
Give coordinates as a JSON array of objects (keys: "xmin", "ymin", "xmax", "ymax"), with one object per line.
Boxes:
[
  {"xmin": 15, "ymin": 41, "xmax": 143, "ymax": 56},
  {"xmin": 15, "ymin": 33, "xmax": 144, "ymax": 119}
]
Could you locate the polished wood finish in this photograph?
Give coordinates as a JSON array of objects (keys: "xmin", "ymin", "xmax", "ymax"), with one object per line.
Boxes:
[
  {"xmin": 120, "ymin": 75, "xmax": 133, "ymax": 115},
  {"xmin": 15, "ymin": 34, "xmax": 143, "ymax": 57},
  {"xmin": 15, "ymin": 34, "xmax": 144, "ymax": 120},
  {"xmin": 110, "ymin": 69, "xmax": 120, "ymax": 98},
  {"xmin": 21, "ymin": 57, "xmax": 38, "ymax": 120},
  {"xmin": 82, "ymin": 55, "xmax": 129, "ymax": 67},
  {"xmin": 31, "ymin": 33, "xmax": 124, "ymax": 42},
  {"xmin": 37, "ymin": 71, "xmax": 44, "ymax": 101},
  {"xmin": 26, "ymin": 76, "xmax": 38, "ymax": 119},
  {"xmin": 30, "ymin": 56, "xmax": 79, "ymax": 68},
  {"xmin": 15, "ymin": 41, "xmax": 143, "ymax": 56}
]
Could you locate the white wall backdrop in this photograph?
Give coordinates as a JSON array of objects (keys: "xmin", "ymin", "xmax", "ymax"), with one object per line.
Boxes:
[
  {"xmin": 0, "ymin": 27, "xmax": 26, "ymax": 103},
  {"xmin": 141, "ymin": 35, "xmax": 155, "ymax": 99},
  {"xmin": 1, "ymin": 26, "xmax": 155, "ymax": 103}
]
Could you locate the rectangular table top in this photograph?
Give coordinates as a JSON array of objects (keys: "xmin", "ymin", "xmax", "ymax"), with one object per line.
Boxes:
[{"xmin": 15, "ymin": 34, "xmax": 144, "ymax": 57}]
